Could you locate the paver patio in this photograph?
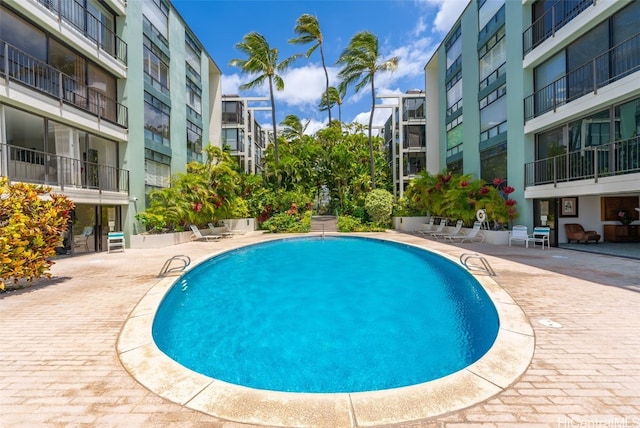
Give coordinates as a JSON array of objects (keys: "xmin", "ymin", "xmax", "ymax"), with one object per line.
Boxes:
[{"xmin": 1, "ymin": 231, "xmax": 639, "ymax": 427}]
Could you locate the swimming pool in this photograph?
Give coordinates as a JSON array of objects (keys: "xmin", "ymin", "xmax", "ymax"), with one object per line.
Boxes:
[{"xmin": 152, "ymin": 236, "xmax": 499, "ymax": 393}]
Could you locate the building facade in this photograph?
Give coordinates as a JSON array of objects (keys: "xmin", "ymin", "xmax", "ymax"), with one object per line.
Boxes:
[
  {"xmin": 0, "ymin": 0, "xmax": 222, "ymax": 253},
  {"xmin": 425, "ymin": 0, "xmax": 640, "ymax": 244},
  {"xmin": 221, "ymin": 95, "xmax": 269, "ymax": 174},
  {"xmin": 379, "ymin": 90, "xmax": 427, "ymax": 198}
]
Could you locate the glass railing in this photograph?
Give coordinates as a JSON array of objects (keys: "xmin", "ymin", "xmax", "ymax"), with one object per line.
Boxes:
[
  {"xmin": 523, "ymin": 0, "xmax": 593, "ymax": 56},
  {"xmin": 2, "ymin": 144, "xmax": 129, "ymax": 193},
  {"xmin": 524, "ymin": 136, "xmax": 640, "ymax": 187},
  {"xmin": 0, "ymin": 41, "xmax": 128, "ymax": 128},
  {"xmin": 35, "ymin": 0, "xmax": 127, "ymax": 65},
  {"xmin": 524, "ymin": 32, "xmax": 640, "ymax": 121}
]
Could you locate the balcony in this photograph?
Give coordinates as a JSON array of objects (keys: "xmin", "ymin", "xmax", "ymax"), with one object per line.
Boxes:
[
  {"xmin": 35, "ymin": 0, "xmax": 127, "ymax": 65},
  {"xmin": 524, "ymin": 32, "xmax": 640, "ymax": 122},
  {"xmin": 524, "ymin": 136, "xmax": 640, "ymax": 188},
  {"xmin": 0, "ymin": 41, "xmax": 128, "ymax": 128},
  {"xmin": 2, "ymin": 144, "xmax": 129, "ymax": 193},
  {"xmin": 523, "ymin": 0, "xmax": 593, "ymax": 56}
]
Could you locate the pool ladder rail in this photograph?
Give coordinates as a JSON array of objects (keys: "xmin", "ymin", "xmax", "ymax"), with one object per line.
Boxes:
[
  {"xmin": 459, "ymin": 253, "xmax": 496, "ymax": 276},
  {"xmin": 158, "ymin": 255, "xmax": 191, "ymax": 277}
]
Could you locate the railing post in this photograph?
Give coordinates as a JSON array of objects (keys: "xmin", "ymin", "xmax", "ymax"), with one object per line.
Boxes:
[
  {"xmin": 4, "ymin": 43, "xmax": 8, "ymax": 80},
  {"xmin": 553, "ymin": 157, "xmax": 557, "ymax": 187},
  {"xmin": 58, "ymin": 72, "xmax": 63, "ymax": 104},
  {"xmin": 592, "ymin": 59, "xmax": 597, "ymax": 95},
  {"xmin": 594, "ymin": 147, "xmax": 598, "ymax": 183},
  {"xmin": 551, "ymin": 6, "xmax": 555, "ymax": 38}
]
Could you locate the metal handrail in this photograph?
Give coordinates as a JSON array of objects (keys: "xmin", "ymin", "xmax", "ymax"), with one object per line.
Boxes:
[
  {"xmin": 35, "ymin": 0, "xmax": 127, "ymax": 65},
  {"xmin": 460, "ymin": 253, "xmax": 496, "ymax": 276},
  {"xmin": 158, "ymin": 255, "xmax": 191, "ymax": 277}
]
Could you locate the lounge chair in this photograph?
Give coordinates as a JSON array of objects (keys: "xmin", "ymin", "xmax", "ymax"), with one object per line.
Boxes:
[
  {"xmin": 417, "ymin": 218, "xmax": 435, "ymax": 235},
  {"xmin": 189, "ymin": 224, "xmax": 221, "ymax": 242},
  {"xmin": 527, "ymin": 226, "xmax": 550, "ymax": 249},
  {"xmin": 445, "ymin": 221, "xmax": 485, "ymax": 243},
  {"xmin": 433, "ymin": 220, "xmax": 463, "ymax": 239},
  {"xmin": 427, "ymin": 219, "xmax": 448, "ymax": 238},
  {"xmin": 509, "ymin": 225, "xmax": 528, "ymax": 247},
  {"xmin": 208, "ymin": 223, "xmax": 233, "ymax": 238},
  {"xmin": 564, "ymin": 223, "xmax": 600, "ymax": 244}
]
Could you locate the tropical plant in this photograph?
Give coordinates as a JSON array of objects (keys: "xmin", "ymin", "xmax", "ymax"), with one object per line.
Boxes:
[
  {"xmin": 364, "ymin": 188, "xmax": 394, "ymax": 226},
  {"xmin": 229, "ymin": 32, "xmax": 301, "ymax": 165},
  {"xmin": 136, "ymin": 145, "xmax": 244, "ymax": 232},
  {"xmin": 318, "ymin": 86, "xmax": 345, "ymax": 125},
  {"xmin": 289, "ymin": 14, "xmax": 331, "ymax": 125},
  {"xmin": 280, "ymin": 114, "xmax": 309, "ymax": 141},
  {"xmin": 0, "ymin": 178, "xmax": 74, "ymax": 290},
  {"xmin": 336, "ymin": 31, "xmax": 398, "ymax": 189}
]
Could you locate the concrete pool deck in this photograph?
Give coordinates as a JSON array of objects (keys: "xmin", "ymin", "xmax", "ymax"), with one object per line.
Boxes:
[{"xmin": 1, "ymin": 230, "xmax": 640, "ymax": 427}]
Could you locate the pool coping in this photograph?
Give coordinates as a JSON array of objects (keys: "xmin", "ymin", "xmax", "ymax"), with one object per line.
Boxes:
[{"xmin": 117, "ymin": 233, "xmax": 534, "ymax": 427}]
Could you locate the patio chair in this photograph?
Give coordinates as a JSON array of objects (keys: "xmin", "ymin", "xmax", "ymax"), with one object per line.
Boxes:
[
  {"xmin": 433, "ymin": 220, "xmax": 463, "ymax": 239},
  {"xmin": 208, "ymin": 223, "xmax": 233, "ymax": 238},
  {"xmin": 527, "ymin": 226, "xmax": 550, "ymax": 250},
  {"xmin": 509, "ymin": 225, "xmax": 528, "ymax": 247},
  {"xmin": 189, "ymin": 224, "xmax": 221, "ymax": 242},
  {"xmin": 427, "ymin": 219, "xmax": 448, "ymax": 238},
  {"xmin": 564, "ymin": 223, "xmax": 600, "ymax": 244},
  {"xmin": 417, "ymin": 218, "xmax": 435, "ymax": 235},
  {"xmin": 75, "ymin": 226, "xmax": 94, "ymax": 251},
  {"xmin": 445, "ymin": 221, "xmax": 485, "ymax": 243}
]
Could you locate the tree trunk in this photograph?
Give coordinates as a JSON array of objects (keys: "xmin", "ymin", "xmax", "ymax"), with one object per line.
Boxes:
[
  {"xmin": 368, "ymin": 78, "xmax": 376, "ymax": 189},
  {"xmin": 268, "ymin": 75, "xmax": 279, "ymax": 165},
  {"xmin": 320, "ymin": 45, "xmax": 332, "ymax": 125}
]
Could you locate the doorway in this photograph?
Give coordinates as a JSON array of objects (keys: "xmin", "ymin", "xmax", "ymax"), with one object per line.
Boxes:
[{"xmin": 533, "ymin": 198, "xmax": 558, "ymax": 247}]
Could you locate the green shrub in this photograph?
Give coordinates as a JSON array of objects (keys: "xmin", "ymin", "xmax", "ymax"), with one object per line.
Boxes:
[
  {"xmin": 365, "ymin": 188, "xmax": 394, "ymax": 226},
  {"xmin": 337, "ymin": 215, "xmax": 387, "ymax": 232},
  {"xmin": 262, "ymin": 210, "xmax": 312, "ymax": 233}
]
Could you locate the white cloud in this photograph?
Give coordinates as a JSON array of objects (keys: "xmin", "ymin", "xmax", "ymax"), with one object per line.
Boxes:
[
  {"xmin": 413, "ymin": 16, "xmax": 427, "ymax": 37},
  {"xmin": 352, "ymin": 106, "xmax": 395, "ymax": 130},
  {"xmin": 419, "ymin": 0, "xmax": 470, "ymax": 34},
  {"xmin": 221, "ymin": 73, "xmax": 244, "ymax": 95},
  {"xmin": 304, "ymin": 118, "xmax": 327, "ymax": 135}
]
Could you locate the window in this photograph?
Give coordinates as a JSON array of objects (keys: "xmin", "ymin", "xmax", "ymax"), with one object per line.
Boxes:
[
  {"xmin": 615, "ymin": 97, "xmax": 640, "ymax": 141},
  {"xmin": 144, "ymin": 92, "xmax": 170, "ymax": 146},
  {"xmin": 447, "ymin": 159, "xmax": 463, "ymax": 175},
  {"xmin": 536, "ymin": 127, "xmax": 566, "ymax": 160},
  {"xmin": 143, "ymin": 36, "xmax": 170, "ymax": 92},
  {"xmin": 142, "ymin": 0, "xmax": 168, "ymax": 38},
  {"xmin": 0, "ymin": 7, "xmax": 47, "ymax": 61},
  {"xmin": 479, "ymin": 28, "xmax": 506, "ymax": 83},
  {"xmin": 185, "ymin": 34, "xmax": 202, "ymax": 77},
  {"xmin": 186, "ymin": 121, "xmax": 202, "ymax": 160},
  {"xmin": 445, "ymin": 27, "xmax": 462, "ymax": 71},
  {"xmin": 222, "ymin": 101, "xmax": 244, "ymax": 124},
  {"xmin": 447, "ymin": 123, "xmax": 463, "ymax": 150},
  {"xmin": 402, "ymin": 98, "xmax": 425, "ymax": 120},
  {"xmin": 222, "ymin": 128, "xmax": 244, "ymax": 151},
  {"xmin": 186, "ymin": 79, "xmax": 202, "ymax": 116},
  {"xmin": 479, "ymin": 0, "xmax": 504, "ymax": 33},
  {"xmin": 480, "ymin": 84, "xmax": 507, "ymax": 141},
  {"xmin": 144, "ymin": 159, "xmax": 171, "ymax": 189},
  {"xmin": 446, "ymin": 72, "xmax": 463, "ymax": 115},
  {"xmin": 86, "ymin": 0, "xmax": 116, "ymax": 54},
  {"xmin": 480, "ymin": 142, "xmax": 507, "ymax": 183},
  {"xmin": 404, "ymin": 125, "xmax": 425, "ymax": 148}
]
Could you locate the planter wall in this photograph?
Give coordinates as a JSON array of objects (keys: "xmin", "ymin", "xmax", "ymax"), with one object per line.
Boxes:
[
  {"xmin": 221, "ymin": 218, "xmax": 256, "ymax": 233},
  {"xmin": 392, "ymin": 216, "xmax": 430, "ymax": 232},
  {"xmin": 129, "ymin": 231, "xmax": 193, "ymax": 249}
]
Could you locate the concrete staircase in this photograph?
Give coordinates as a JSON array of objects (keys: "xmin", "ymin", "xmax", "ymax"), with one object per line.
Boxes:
[{"xmin": 310, "ymin": 216, "xmax": 337, "ymax": 233}]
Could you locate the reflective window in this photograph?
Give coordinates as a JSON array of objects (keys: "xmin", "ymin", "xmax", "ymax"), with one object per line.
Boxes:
[
  {"xmin": 144, "ymin": 92, "xmax": 171, "ymax": 146},
  {"xmin": 447, "ymin": 124, "xmax": 463, "ymax": 149},
  {"xmin": 478, "ymin": 0, "xmax": 504, "ymax": 33},
  {"xmin": 142, "ymin": 0, "xmax": 168, "ymax": 37},
  {"xmin": 0, "ymin": 7, "xmax": 46, "ymax": 60},
  {"xmin": 480, "ymin": 142, "xmax": 507, "ymax": 183},
  {"xmin": 143, "ymin": 36, "xmax": 170, "ymax": 92},
  {"xmin": 185, "ymin": 34, "xmax": 202, "ymax": 77}
]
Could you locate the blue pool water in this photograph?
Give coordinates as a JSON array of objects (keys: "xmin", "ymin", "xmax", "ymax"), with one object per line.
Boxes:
[{"xmin": 152, "ymin": 237, "xmax": 499, "ymax": 393}]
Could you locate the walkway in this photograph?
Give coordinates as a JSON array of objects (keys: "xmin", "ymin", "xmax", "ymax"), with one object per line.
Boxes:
[{"xmin": 1, "ymin": 231, "xmax": 639, "ymax": 427}]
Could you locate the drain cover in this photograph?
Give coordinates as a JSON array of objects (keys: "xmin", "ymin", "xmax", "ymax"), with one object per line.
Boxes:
[{"xmin": 538, "ymin": 319, "xmax": 563, "ymax": 328}]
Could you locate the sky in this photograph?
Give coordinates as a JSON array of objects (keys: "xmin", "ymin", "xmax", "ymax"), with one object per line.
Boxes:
[{"xmin": 172, "ymin": 0, "xmax": 470, "ymax": 134}]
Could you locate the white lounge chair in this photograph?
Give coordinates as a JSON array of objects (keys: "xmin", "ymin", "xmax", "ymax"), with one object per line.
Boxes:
[
  {"xmin": 428, "ymin": 219, "xmax": 448, "ymax": 237},
  {"xmin": 208, "ymin": 223, "xmax": 233, "ymax": 238},
  {"xmin": 527, "ymin": 226, "xmax": 550, "ymax": 249},
  {"xmin": 433, "ymin": 219, "xmax": 463, "ymax": 239},
  {"xmin": 445, "ymin": 221, "xmax": 485, "ymax": 243},
  {"xmin": 189, "ymin": 224, "xmax": 221, "ymax": 242},
  {"xmin": 417, "ymin": 218, "xmax": 435, "ymax": 235},
  {"xmin": 509, "ymin": 225, "xmax": 528, "ymax": 247}
]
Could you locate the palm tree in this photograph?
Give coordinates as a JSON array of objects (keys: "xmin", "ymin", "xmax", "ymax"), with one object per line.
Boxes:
[
  {"xmin": 280, "ymin": 114, "xmax": 309, "ymax": 141},
  {"xmin": 336, "ymin": 31, "xmax": 398, "ymax": 189},
  {"xmin": 229, "ymin": 32, "xmax": 300, "ymax": 165},
  {"xmin": 289, "ymin": 14, "xmax": 331, "ymax": 125},
  {"xmin": 318, "ymin": 86, "xmax": 345, "ymax": 124}
]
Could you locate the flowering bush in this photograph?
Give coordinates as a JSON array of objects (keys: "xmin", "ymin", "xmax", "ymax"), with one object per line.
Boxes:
[{"xmin": 618, "ymin": 210, "xmax": 633, "ymax": 225}]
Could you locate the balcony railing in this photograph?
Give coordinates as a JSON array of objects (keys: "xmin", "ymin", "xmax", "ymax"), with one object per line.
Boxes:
[
  {"xmin": 524, "ymin": 136, "xmax": 640, "ymax": 188},
  {"xmin": 0, "ymin": 41, "xmax": 128, "ymax": 128},
  {"xmin": 524, "ymin": 32, "xmax": 640, "ymax": 122},
  {"xmin": 35, "ymin": 0, "xmax": 127, "ymax": 65},
  {"xmin": 523, "ymin": 0, "xmax": 593, "ymax": 56},
  {"xmin": 2, "ymin": 144, "xmax": 129, "ymax": 193}
]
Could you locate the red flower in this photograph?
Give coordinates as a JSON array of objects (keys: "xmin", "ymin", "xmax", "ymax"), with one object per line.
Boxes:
[
  {"xmin": 460, "ymin": 180, "xmax": 469, "ymax": 188},
  {"xmin": 193, "ymin": 202, "xmax": 202, "ymax": 212},
  {"xmin": 479, "ymin": 187, "xmax": 490, "ymax": 195},
  {"xmin": 505, "ymin": 199, "xmax": 517, "ymax": 206},
  {"xmin": 503, "ymin": 186, "xmax": 515, "ymax": 195},
  {"xmin": 492, "ymin": 177, "xmax": 505, "ymax": 186}
]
